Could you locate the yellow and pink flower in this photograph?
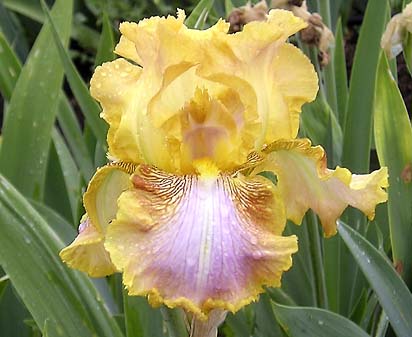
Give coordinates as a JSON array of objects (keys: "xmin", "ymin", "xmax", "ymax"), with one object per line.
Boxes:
[{"xmin": 60, "ymin": 9, "xmax": 387, "ymax": 321}]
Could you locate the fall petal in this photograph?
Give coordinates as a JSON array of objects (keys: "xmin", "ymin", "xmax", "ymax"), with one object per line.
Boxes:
[
  {"xmin": 105, "ymin": 165, "xmax": 297, "ymax": 319},
  {"xmin": 60, "ymin": 215, "xmax": 116, "ymax": 277},
  {"xmin": 60, "ymin": 163, "xmax": 135, "ymax": 276},
  {"xmin": 253, "ymin": 139, "xmax": 388, "ymax": 237}
]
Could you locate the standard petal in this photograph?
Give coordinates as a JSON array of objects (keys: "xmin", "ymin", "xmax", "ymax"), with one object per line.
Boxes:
[
  {"xmin": 60, "ymin": 163, "xmax": 135, "ymax": 277},
  {"xmin": 90, "ymin": 59, "xmax": 143, "ymax": 163},
  {"xmin": 115, "ymin": 35, "xmax": 142, "ymax": 64},
  {"xmin": 199, "ymin": 10, "xmax": 318, "ymax": 148},
  {"xmin": 60, "ymin": 215, "xmax": 116, "ymax": 277},
  {"xmin": 105, "ymin": 165, "xmax": 297, "ymax": 319},
  {"xmin": 253, "ymin": 139, "xmax": 388, "ymax": 237}
]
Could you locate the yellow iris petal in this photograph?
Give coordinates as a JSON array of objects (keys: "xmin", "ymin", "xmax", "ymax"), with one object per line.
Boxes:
[
  {"xmin": 253, "ymin": 139, "xmax": 388, "ymax": 237},
  {"xmin": 60, "ymin": 214, "xmax": 116, "ymax": 277},
  {"xmin": 60, "ymin": 163, "xmax": 135, "ymax": 276},
  {"xmin": 90, "ymin": 59, "xmax": 143, "ymax": 164},
  {"xmin": 90, "ymin": 9, "xmax": 316, "ymax": 173},
  {"xmin": 199, "ymin": 9, "xmax": 318, "ymax": 148},
  {"xmin": 105, "ymin": 165, "xmax": 297, "ymax": 319}
]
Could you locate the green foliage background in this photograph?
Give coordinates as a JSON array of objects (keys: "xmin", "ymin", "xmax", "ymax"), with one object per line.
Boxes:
[{"xmin": 0, "ymin": 0, "xmax": 412, "ymax": 336}]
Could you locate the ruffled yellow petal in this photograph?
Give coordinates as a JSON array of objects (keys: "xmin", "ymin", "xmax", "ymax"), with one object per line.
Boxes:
[
  {"xmin": 90, "ymin": 10, "xmax": 317, "ymax": 173},
  {"xmin": 114, "ymin": 35, "xmax": 142, "ymax": 64},
  {"xmin": 60, "ymin": 215, "xmax": 116, "ymax": 277},
  {"xmin": 253, "ymin": 139, "xmax": 388, "ymax": 237},
  {"xmin": 90, "ymin": 59, "xmax": 143, "ymax": 163},
  {"xmin": 105, "ymin": 165, "xmax": 297, "ymax": 319},
  {"xmin": 199, "ymin": 10, "xmax": 318, "ymax": 148},
  {"xmin": 60, "ymin": 163, "xmax": 135, "ymax": 276}
]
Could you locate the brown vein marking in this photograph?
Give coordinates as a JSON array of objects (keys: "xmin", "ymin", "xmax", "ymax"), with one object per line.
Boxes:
[
  {"xmin": 220, "ymin": 175, "xmax": 275, "ymax": 229},
  {"xmin": 108, "ymin": 161, "xmax": 138, "ymax": 174},
  {"xmin": 132, "ymin": 165, "xmax": 195, "ymax": 213}
]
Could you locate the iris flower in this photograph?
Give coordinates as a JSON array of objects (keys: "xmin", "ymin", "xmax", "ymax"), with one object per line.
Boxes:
[{"xmin": 60, "ymin": 8, "xmax": 387, "ymax": 329}]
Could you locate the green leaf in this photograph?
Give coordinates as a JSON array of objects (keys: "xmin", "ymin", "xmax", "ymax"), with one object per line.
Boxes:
[
  {"xmin": 337, "ymin": 220, "xmax": 412, "ymax": 337},
  {"xmin": 160, "ymin": 308, "xmax": 189, "ymax": 337},
  {"xmin": 0, "ymin": 30, "xmax": 94, "ymax": 183},
  {"xmin": 185, "ymin": 0, "xmax": 215, "ymax": 29},
  {"xmin": 57, "ymin": 97, "xmax": 95, "ymax": 181},
  {"xmin": 28, "ymin": 199, "xmax": 76, "ymax": 244},
  {"xmin": 273, "ymin": 303, "xmax": 370, "ymax": 337},
  {"xmin": 1, "ymin": 0, "xmax": 43, "ymax": 23},
  {"xmin": 50, "ymin": 129, "xmax": 82, "ymax": 223},
  {"xmin": 282, "ymin": 221, "xmax": 316, "ymax": 307},
  {"xmin": 300, "ymin": 94, "xmax": 342, "ymax": 166},
  {"xmin": 0, "ymin": 0, "xmax": 73, "ymax": 199},
  {"xmin": 44, "ymin": 137, "xmax": 75, "ymax": 222},
  {"xmin": 95, "ymin": 11, "xmax": 115, "ymax": 66},
  {"xmin": 0, "ymin": 4, "xmax": 29, "ymax": 60},
  {"xmin": 0, "ymin": 173, "xmax": 124, "ymax": 337},
  {"xmin": 41, "ymin": 0, "xmax": 107, "ymax": 146},
  {"xmin": 224, "ymin": 309, "xmax": 252, "ymax": 337},
  {"xmin": 0, "ymin": 31, "xmax": 21, "ymax": 100},
  {"xmin": 334, "ymin": 17, "xmax": 348, "ymax": 128},
  {"xmin": 342, "ymin": 0, "xmax": 389, "ymax": 172},
  {"xmin": 0, "ymin": 274, "xmax": 8, "ymax": 300},
  {"xmin": 224, "ymin": 0, "xmax": 233, "ymax": 16},
  {"xmin": 318, "ymin": 0, "xmax": 338, "ymax": 116},
  {"xmin": 374, "ymin": 53, "xmax": 412, "ymax": 286},
  {"xmin": 1, "ymin": 0, "xmax": 100, "ymax": 52},
  {"xmin": 0, "ymin": 285, "xmax": 31, "ymax": 337},
  {"xmin": 123, "ymin": 295, "xmax": 165, "ymax": 337},
  {"xmin": 403, "ymin": 31, "xmax": 412, "ymax": 76},
  {"xmin": 254, "ymin": 295, "xmax": 286, "ymax": 337}
]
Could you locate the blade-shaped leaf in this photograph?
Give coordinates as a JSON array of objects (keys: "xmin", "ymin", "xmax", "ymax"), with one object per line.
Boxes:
[
  {"xmin": 342, "ymin": 0, "xmax": 389, "ymax": 172},
  {"xmin": 0, "ymin": 0, "xmax": 73, "ymax": 199},
  {"xmin": 374, "ymin": 53, "xmax": 412, "ymax": 286},
  {"xmin": 0, "ymin": 31, "xmax": 94, "ymax": 183},
  {"xmin": 123, "ymin": 295, "xmax": 166, "ymax": 337},
  {"xmin": 0, "ymin": 173, "xmax": 125, "ymax": 337},
  {"xmin": 50, "ymin": 129, "xmax": 82, "ymax": 223},
  {"xmin": 185, "ymin": 0, "xmax": 215, "ymax": 29},
  {"xmin": 254, "ymin": 294, "xmax": 286, "ymax": 337},
  {"xmin": 0, "ymin": 31, "xmax": 20, "ymax": 100},
  {"xmin": 41, "ymin": 0, "xmax": 107, "ymax": 146},
  {"xmin": 94, "ymin": 11, "xmax": 115, "ymax": 66},
  {"xmin": 337, "ymin": 220, "xmax": 412, "ymax": 337},
  {"xmin": 334, "ymin": 17, "xmax": 348, "ymax": 128},
  {"xmin": 273, "ymin": 303, "xmax": 370, "ymax": 337}
]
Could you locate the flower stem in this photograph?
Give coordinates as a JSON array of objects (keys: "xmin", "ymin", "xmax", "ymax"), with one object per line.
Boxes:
[
  {"xmin": 307, "ymin": 210, "xmax": 329, "ymax": 309},
  {"xmin": 190, "ymin": 310, "xmax": 227, "ymax": 337},
  {"xmin": 318, "ymin": 0, "xmax": 339, "ymax": 117}
]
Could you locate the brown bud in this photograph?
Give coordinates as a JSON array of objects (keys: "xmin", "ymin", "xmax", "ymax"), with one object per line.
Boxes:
[
  {"xmin": 318, "ymin": 50, "xmax": 330, "ymax": 67},
  {"xmin": 227, "ymin": 0, "xmax": 268, "ymax": 33},
  {"xmin": 300, "ymin": 24, "xmax": 321, "ymax": 46},
  {"xmin": 308, "ymin": 13, "xmax": 323, "ymax": 27}
]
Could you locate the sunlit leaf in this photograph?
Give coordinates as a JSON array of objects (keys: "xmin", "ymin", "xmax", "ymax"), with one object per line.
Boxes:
[
  {"xmin": 374, "ymin": 53, "xmax": 412, "ymax": 286},
  {"xmin": 338, "ymin": 221, "xmax": 412, "ymax": 337},
  {"xmin": 273, "ymin": 303, "xmax": 370, "ymax": 337}
]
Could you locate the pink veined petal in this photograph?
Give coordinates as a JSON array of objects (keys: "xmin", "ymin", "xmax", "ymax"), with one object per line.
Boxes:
[{"xmin": 105, "ymin": 165, "xmax": 297, "ymax": 319}]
